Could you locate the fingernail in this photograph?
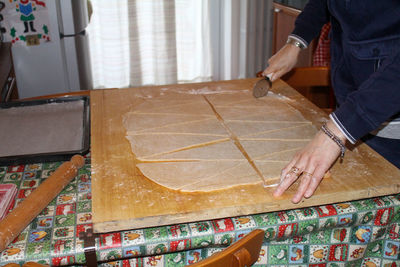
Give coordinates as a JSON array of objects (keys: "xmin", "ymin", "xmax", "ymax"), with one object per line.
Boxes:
[
  {"xmin": 292, "ymin": 197, "xmax": 300, "ymax": 204},
  {"xmin": 304, "ymin": 190, "xmax": 313, "ymax": 198}
]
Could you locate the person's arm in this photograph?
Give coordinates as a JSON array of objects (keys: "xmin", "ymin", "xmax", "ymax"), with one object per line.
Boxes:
[
  {"xmin": 274, "ymin": 48, "xmax": 400, "ymax": 204},
  {"xmin": 290, "ymin": 0, "xmax": 330, "ymax": 48},
  {"xmin": 263, "ymin": 0, "xmax": 330, "ymax": 81}
]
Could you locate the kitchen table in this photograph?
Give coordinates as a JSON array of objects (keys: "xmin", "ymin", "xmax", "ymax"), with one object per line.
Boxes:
[
  {"xmin": 1, "ymin": 79, "xmax": 400, "ymax": 266},
  {"xmin": 1, "ymin": 155, "xmax": 400, "ymax": 266}
]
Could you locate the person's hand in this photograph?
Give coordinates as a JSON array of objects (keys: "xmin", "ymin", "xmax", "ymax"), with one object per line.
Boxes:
[
  {"xmin": 262, "ymin": 43, "xmax": 301, "ymax": 81},
  {"xmin": 273, "ymin": 120, "xmax": 347, "ymax": 203}
]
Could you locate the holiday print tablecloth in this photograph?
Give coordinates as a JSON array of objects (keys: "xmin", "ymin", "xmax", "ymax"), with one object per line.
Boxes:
[{"xmin": 1, "ymin": 154, "xmax": 400, "ymax": 267}]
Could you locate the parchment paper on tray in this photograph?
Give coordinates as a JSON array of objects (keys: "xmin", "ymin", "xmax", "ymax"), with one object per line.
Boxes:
[{"xmin": 0, "ymin": 97, "xmax": 90, "ymax": 164}]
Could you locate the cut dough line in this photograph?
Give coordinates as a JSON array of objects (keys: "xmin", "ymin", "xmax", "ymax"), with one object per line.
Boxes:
[
  {"xmin": 255, "ymin": 159, "xmax": 289, "ymax": 163},
  {"xmin": 239, "ymin": 138, "xmax": 312, "ymax": 142},
  {"xmin": 137, "ymin": 137, "xmax": 230, "ymax": 160},
  {"xmin": 127, "ymin": 132, "xmax": 228, "ymax": 138},
  {"xmin": 175, "ymin": 162, "xmax": 260, "ymax": 191},
  {"xmin": 214, "ymin": 105, "xmax": 279, "ymax": 111},
  {"xmin": 214, "ymin": 104, "xmax": 279, "ymax": 110},
  {"xmin": 180, "ymin": 179, "xmax": 263, "ymax": 192},
  {"xmin": 132, "ymin": 99, "xmax": 207, "ymax": 111},
  {"xmin": 127, "ymin": 117, "xmax": 215, "ymax": 134},
  {"xmin": 226, "ymin": 119, "xmax": 312, "ymax": 124},
  {"xmin": 210, "ymin": 98, "xmax": 258, "ymax": 107},
  {"xmin": 138, "ymin": 159, "xmax": 248, "ymax": 163},
  {"xmin": 128, "ymin": 111, "xmax": 214, "ymax": 117},
  {"xmin": 203, "ymin": 95, "xmax": 267, "ymax": 185},
  {"xmin": 212, "ymin": 97, "xmax": 292, "ymax": 108},
  {"xmin": 214, "ymin": 107, "xmax": 287, "ymax": 114},
  {"xmin": 238, "ymin": 123, "xmax": 314, "ymax": 138},
  {"xmin": 210, "ymin": 96, "xmax": 286, "ymax": 107},
  {"xmin": 253, "ymin": 147, "xmax": 303, "ymax": 160}
]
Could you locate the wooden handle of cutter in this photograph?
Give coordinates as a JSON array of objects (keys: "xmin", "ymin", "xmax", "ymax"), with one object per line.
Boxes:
[{"xmin": 0, "ymin": 155, "xmax": 85, "ymax": 252}]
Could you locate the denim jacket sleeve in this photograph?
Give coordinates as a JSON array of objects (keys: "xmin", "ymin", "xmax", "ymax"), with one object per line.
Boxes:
[
  {"xmin": 331, "ymin": 42, "xmax": 400, "ymax": 143},
  {"xmin": 291, "ymin": 0, "xmax": 330, "ymax": 46}
]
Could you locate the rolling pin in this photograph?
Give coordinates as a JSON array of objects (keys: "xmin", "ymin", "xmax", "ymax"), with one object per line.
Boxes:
[{"xmin": 0, "ymin": 155, "xmax": 85, "ymax": 252}]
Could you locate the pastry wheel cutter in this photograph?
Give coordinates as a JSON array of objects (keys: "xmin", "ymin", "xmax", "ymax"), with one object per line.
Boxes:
[{"xmin": 253, "ymin": 75, "xmax": 272, "ymax": 98}]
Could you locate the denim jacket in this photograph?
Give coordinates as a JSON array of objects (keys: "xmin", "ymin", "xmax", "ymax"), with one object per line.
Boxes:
[{"xmin": 291, "ymin": 0, "xmax": 400, "ymax": 143}]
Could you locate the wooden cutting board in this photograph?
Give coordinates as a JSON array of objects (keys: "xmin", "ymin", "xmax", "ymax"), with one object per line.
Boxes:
[{"xmin": 91, "ymin": 78, "xmax": 400, "ymax": 233}]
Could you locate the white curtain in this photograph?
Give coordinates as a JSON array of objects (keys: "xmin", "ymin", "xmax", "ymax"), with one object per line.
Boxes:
[
  {"xmin": 87, "ymin": 0, "xmax": 130, "ymax": 89},
  {"xmin": 128, "ymin": 0, "xmax": 178, "ymax": 86},
  {"xmin": 175, "ymin": 0, "xmax": 213, "ymax": 83},
  {"xmin": 209, "ymin": 0, "xmax": 272, "ymax": 81},
  {"xmin": 87, "ymin": 0, "xmax": 272, "ymax": 89}
]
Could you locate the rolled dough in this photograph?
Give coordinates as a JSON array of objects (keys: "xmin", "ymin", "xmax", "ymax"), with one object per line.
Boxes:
[{"xmin": 123, "ymin": 89, "xmax": 317, "ymax": 192}]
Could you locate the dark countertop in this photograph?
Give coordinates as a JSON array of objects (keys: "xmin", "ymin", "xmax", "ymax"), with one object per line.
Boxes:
[{"xmin": 274, "ymin": 0, "xmax": 309, "ymax": 10}]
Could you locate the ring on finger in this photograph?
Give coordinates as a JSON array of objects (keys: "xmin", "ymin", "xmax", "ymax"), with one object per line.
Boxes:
[
  {"xmin": 289, "ymin": 166, "xmax": 301, "ymax": 175},
  {"xmin": 302, "ymin": 171, "xmax": 313, "ymax": 178}
]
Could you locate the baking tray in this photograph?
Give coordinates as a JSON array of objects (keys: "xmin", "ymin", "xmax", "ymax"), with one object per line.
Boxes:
[{"xmin": 0, "ymin": 96, "xmax": 90, "ymax": 165}]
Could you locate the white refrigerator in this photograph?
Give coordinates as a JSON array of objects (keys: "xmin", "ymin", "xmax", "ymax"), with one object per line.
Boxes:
[{"xmin": 11, "ymin": 0, "xmax": 92, "ymax": 99}]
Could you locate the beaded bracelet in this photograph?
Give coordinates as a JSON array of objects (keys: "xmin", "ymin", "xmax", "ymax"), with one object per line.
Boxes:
[{"xmin": 321, "ymin": 123, "xmax": 346, "ymax": 159}]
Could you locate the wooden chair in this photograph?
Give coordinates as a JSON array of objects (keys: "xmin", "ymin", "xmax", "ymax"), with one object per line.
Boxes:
[
  {"xmin": 2, "ymin": 230, "xmax": 265, "ymax": 267},
  {"xmin": 279, "ymin": 66, "xmax": 330, "ymax": 87},
  {"xmin": 189, "ymin": 229, "xmax": 264, "ymax": 267}
]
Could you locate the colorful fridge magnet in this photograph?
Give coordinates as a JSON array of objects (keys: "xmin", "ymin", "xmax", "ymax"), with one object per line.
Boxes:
[{"xmin": 0, "ymin": 0, "xmax": 50, "ymax": 46}]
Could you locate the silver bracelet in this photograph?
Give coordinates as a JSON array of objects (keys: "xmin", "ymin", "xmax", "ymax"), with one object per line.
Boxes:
[
  {"xmin": 321, "ymin": 123, "xmax": 346, "ymax": 159},
  {"xmin": 286, "ymin": 37, "xmax": 306, "ymax": 50}
]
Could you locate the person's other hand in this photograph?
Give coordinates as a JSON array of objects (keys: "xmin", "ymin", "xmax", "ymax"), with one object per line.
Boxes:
[
  {"xmin": 273, "ymin": 120, "xmax": 346, "ymax": 203},
  {"xmin": 262, "ymin": 44, "xmax": 301, "ymax": 81}
]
